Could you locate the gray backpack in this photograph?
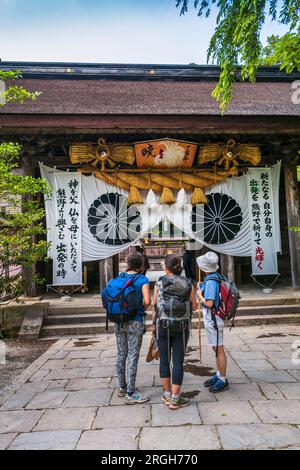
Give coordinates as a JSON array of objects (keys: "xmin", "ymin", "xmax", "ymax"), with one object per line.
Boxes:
[{"xmin": 155, "ymin": 275, "xmax": 192, "ymax": 333}]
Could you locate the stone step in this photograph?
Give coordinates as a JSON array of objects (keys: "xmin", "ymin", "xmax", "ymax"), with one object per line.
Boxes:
[
  {"xmin": 45, "ymin": 313, "xmax": 106, "ymax": 325},
  {"xmin": 45, "ymin": 304, "xmax": 300, "ymax": 324},
  {"xmin": 46, "ymin": 295, "xmax": 300, "ymax": 315},
  {"xmin": 41, "ymin": 313, "xmax": 300, "ymax": 338}
]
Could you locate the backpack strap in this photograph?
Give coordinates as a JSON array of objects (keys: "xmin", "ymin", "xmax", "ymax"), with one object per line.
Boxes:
[{"xmin": 203, "ymin": 274, "xmax": 222, "ymax": 310}]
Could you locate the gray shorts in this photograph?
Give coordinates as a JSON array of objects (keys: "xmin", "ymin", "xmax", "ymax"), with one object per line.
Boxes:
[{"xmin": 203, "ymin": 308, "xmax": 224, "ymax": 347}]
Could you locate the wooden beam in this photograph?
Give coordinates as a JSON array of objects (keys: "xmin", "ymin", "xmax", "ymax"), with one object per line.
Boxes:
[{"xmin": 284, "ymin": 157, "xmax": 300, "ymax": 289}]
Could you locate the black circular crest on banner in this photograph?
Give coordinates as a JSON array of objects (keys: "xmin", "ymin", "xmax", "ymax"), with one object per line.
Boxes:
[
  {"xmin": 191, "ymin": 193, "xmax": 243, "ymax": 245},
  {"xmin": 88, "ymin": 193, "xmax": 142, "ymax": 246}
]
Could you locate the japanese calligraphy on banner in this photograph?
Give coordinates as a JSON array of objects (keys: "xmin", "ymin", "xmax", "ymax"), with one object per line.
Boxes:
[
  {"xmin": 53, "ymin": 173, "xmax": 82, "ymax": 285},
  {"xmin": 39, "ymin": 163, "xmax": 281, "ymax": 276},
  {"xmin": 247, "ymin": 168, "xmax": 278, "ymax": 275}
]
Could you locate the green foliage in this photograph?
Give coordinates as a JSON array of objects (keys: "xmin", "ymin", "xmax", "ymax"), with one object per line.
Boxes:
[
  {"xmin": 0, "ymin": 142, "xmax": 51, "ymax": 302},
  {"xmin": 0, "ymin": 71, "xmax": 49, "ymax": 302},
  {"xmin": 0, "ymin": 70, "xmax": 41, "ymax": 105},
  {"xmin": 176, "ymin": 0, "xmax": 300, "ymax": 112},
  {"xmin": 262, "ymin": 30, "xmax": 300, "ymax": 72}
]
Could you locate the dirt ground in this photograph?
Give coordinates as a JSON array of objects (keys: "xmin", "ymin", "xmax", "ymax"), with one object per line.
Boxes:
[{"xmin": 0, "ymin": 339, "xmax": 55, "ymax": 393}]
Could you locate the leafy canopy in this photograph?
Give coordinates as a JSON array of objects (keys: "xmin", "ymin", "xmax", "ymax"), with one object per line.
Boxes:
[
  {"xmin": 0, "ymin": 73, "xmax": 49, "ymax": 303},
  {"xmin": 176, "ymin": 0, "xmax": 300, "ymax": 112},
  {"xmin": 0, "ymin": 70, "xmax": 41, "ymax": 105}
]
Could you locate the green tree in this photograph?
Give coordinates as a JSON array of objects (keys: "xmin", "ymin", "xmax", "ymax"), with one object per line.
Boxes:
[
  {"xmin": 0, "ymin": 73, "xmax": 49, "ymax": 303},
  {"xmin": 176, "ymin": 0, "xmax": 300, "ymax": 112},
  {"xmin": 0, "ymin": 70, "xmax": 41, "ymax": 105}
]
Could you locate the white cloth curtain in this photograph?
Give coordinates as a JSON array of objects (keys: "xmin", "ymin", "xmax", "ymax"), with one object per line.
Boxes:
[{"xmin": 39, "ymin": 162, "xmax": 281, "ymax": 262}]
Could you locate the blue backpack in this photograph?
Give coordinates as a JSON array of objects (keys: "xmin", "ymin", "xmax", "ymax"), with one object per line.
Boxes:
[{"xmin": 102, "ymin": 273, "xmax": 142, "ymax": 329}]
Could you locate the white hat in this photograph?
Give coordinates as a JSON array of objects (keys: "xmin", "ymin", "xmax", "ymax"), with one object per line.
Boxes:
[{"xmin": 196, "ymin": 252, "xmax": 219, "ymax": 273}]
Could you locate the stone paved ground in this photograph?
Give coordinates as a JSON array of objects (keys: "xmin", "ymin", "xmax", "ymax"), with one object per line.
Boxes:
[{"xmin": 0, "ymin": 324, "xmax": 300, "ymax": 450}]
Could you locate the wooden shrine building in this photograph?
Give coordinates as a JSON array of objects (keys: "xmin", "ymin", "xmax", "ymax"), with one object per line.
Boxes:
[{"xmin": 0, "ymin": 62, "xmax": 300, "ymax": 295}]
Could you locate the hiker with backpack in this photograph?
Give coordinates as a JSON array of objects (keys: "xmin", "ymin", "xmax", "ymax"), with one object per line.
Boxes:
[
  {"xmin": 152, "ymin": 254, "xmax": 197, "ymax": 410},
  {"xmin": 102, "ymin": 251, "xmax": 151, "ymax": 404},
  {"xmin": 197, "ymin": 251, "xmax": 239, "ymax": 393}
]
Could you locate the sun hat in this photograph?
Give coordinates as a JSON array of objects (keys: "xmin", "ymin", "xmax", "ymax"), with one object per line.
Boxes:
[{"xmin": 196, "ymin": 251, "xmax": 219, "ymax": 273}]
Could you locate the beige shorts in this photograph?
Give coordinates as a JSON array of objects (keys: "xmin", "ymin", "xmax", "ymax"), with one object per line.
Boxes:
[{"xmin": 203, "ymin": 308, "xmax": 224, "ymax": 346}]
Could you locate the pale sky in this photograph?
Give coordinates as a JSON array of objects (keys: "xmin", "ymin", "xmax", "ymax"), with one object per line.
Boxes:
[{"xmin": 0, "ymin": 0, "xmax": 289, "ymax": 64}]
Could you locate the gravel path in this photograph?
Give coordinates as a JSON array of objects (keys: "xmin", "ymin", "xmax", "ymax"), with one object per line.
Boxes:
[{"xmin": 0, "ymin": 339, "xmax": 55, "ymax": 393}]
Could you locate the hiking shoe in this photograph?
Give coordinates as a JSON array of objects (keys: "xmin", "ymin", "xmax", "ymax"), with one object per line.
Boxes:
[
  {"xmin": 118, "ymin": 387, "xmax": 127, "ymax": 397},
  {"xmin": 125, "ymin": 392, "xmax": 149, "ymax": 405},
  {"xmin": 161, "ymin": 393, "xmax": 172, "ymax": 406},
  {"xmin": 168, "ymin": 396, "xmax": 190, "ymax": 410},
  {"xmin": 204, "ymin": 374, "xmax": 219, "ymax": 388},
  {"xmin": 209, "ymin": 379, "xmax": 229, "ymax": 393}
]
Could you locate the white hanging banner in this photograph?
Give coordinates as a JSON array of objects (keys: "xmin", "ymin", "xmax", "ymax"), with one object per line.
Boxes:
[
  {"xmin": 247, "ymin": 167, "xmax": 278, "ymax": 275},
  {"xmin": 167, "ymin": 174, "xmax": 252, "ymax": 256},
  {"xmin": 53, "ymin": 172, "xmax": 82, "ymax": 285},
  {"xmin": 81, "ymin": 175, "xmax": 163, "ymax": 260},
  {"xmin": 39, "ymin": 162, "xmax": 281, "ymax": 271}
]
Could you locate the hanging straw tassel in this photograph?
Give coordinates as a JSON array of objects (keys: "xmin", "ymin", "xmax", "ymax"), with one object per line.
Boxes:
[
  {"xmin": 128, "ymin": 186, "xmax": 144, "ymax": 205},
  {"xmin": 191, "ymin": 187, "xmax": 208, "ymax": 204},
  {"xmin": 160, "ymin": 187, "xmax": 176, "ymax": 204}
]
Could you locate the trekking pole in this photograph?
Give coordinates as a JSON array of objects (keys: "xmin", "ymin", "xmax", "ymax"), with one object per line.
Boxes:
[{"xmin": 197, "ymin": 302, "xmax": 202, "ymax": 364}]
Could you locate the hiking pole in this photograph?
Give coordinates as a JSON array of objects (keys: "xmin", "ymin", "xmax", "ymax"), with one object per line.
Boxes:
[{"xmin": 197, "ymin": 302, "xmax": 202, "ymax": 364}]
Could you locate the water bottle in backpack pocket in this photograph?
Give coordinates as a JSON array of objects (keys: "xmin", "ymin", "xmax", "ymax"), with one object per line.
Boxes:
[{"xmin": 102, "ymin": 273, "xmax": 141, "ymax": 327}]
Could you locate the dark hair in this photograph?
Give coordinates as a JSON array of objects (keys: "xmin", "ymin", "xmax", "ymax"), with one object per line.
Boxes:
[
  {"xmin": 127, "ymin": 251, "xmax": 144, "ymax": 273},
  {"xmin": 135, "ymin": 246, "xmax": 143, "ymax": 253},
  {"xmin": 165, "ymin": 254, "xmax": 183, "ymax": 275}
]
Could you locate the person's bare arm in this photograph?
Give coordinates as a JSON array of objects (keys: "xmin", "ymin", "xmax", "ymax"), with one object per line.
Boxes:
[
  {"xmin": 151, "ymin": 286, "xmax": 157, "ymax": 335},
  {"xmin": 190, "ymin": 285, "xmax": 197, "ymax": 311},
  {"xmin": 197, "ymin": 289, "xmax": 214, "ymax": 309},
  {"xmin": 142, "ymin": 283, "xmax": 151, "ymax": 311}
]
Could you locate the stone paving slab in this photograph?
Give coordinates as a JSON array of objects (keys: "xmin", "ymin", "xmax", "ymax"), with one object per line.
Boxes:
[
  {"xmin": 25, "ymin": 390, "xmax": 69, "ymax": 409},
  {"xmin": 34, "ymin": 407, "xmax": 97, "ymax": 431},
  {"xmin": 198, "ymin": 401, "xmax": 260, "ymax": 425},
  {"xmin": 1, "ymin": 391, "xmax": 36, "ymax": 410},
  {"xmin": 18, "ymin": 381, "xmax": 49, "ymax": 394},
  {"xmin": 151, "ymin": 402, "xmax": 202, "ymax": 426},
  {"xmin": 214, "ymin": 383, "xmax": 265, "ymax": 402},
  {"xmin": 9, "ymin": 430, "xmax": 81, "ymax": 450},
  {"xmin": 237, "ymin": 359, "xmax": 275, "ymax": 371},
  {"xmin": 0, "ymin": 433, "xmax": 18, "ymax": 450},
  {"xmin": 0, "ymin": 325, "xmax": 300, "ymax": 450},
  {"xmin": 217, "ymin": 424, "xmax": 300, "ymax": 450},
  {"xmin": 287, "ymin": 370, "xmax": 300, "ymax": 381},
  {"xmin": 268, "ymin": 359, "xmax": 300, "ymax": 370},
  {"xmin": 0, "ymin": 410, "xmax": 44, "ymax": 434},
  {"xmin": 275, "ymin": 382, "xmax": 300, "ymax": 399},
  {"xmin": 245, "ymin": 370, "xmax": 296, "ymax": 383},
  {"xmin": 93, "ymin": 404, "xmax": 150, "ymax": 429},
  {"xmin": 46, "ymin": 368, "xmax": 89, "ymax": 380},
  {"xmin": 86, "ymin": 366, "xmax": 117, "ymax": 378},
  {"xmin": 62, "ymin": 388, "xmax": 112, "ymax": 408},
  {"xmin": 65, "ymin": 377, "xmax": 111, "ymax": 391},
  {"xmin": 256, "ymin": 383, "xmax": 285, "ymax": 400},
  {"xmin": 139, "ymin": 425, "xmax": 220, "ymax": 450},
  {"xmin": 77, "ymin": 428, "xmax": 139, "ymax": 450},
  {"xmin": 46, "ymin": 380, "xmax": 69, "ymax": 390},
  {"xmin": 251, "ymin": 400, "xmax": 300, "ymax": 424}
]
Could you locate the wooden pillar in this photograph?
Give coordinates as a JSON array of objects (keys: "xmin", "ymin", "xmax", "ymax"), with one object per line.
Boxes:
[
  {"xmin": 220, "ymin": 254, "xmax": 235, "ymax": 282},
  {"xmin": 99, "ymin": 257, "xmax": 114, "ymax": 291},
  {"xmin": 22, "ymin": 155, "xmax": 37, "ymax": 297},
  {"xmin": 284, "ymin": 157, "xmax": 300, "ymax": 289},
  {"xmin": 112, "ymin": 254, "xmax": 120, "ymax": 278}
]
